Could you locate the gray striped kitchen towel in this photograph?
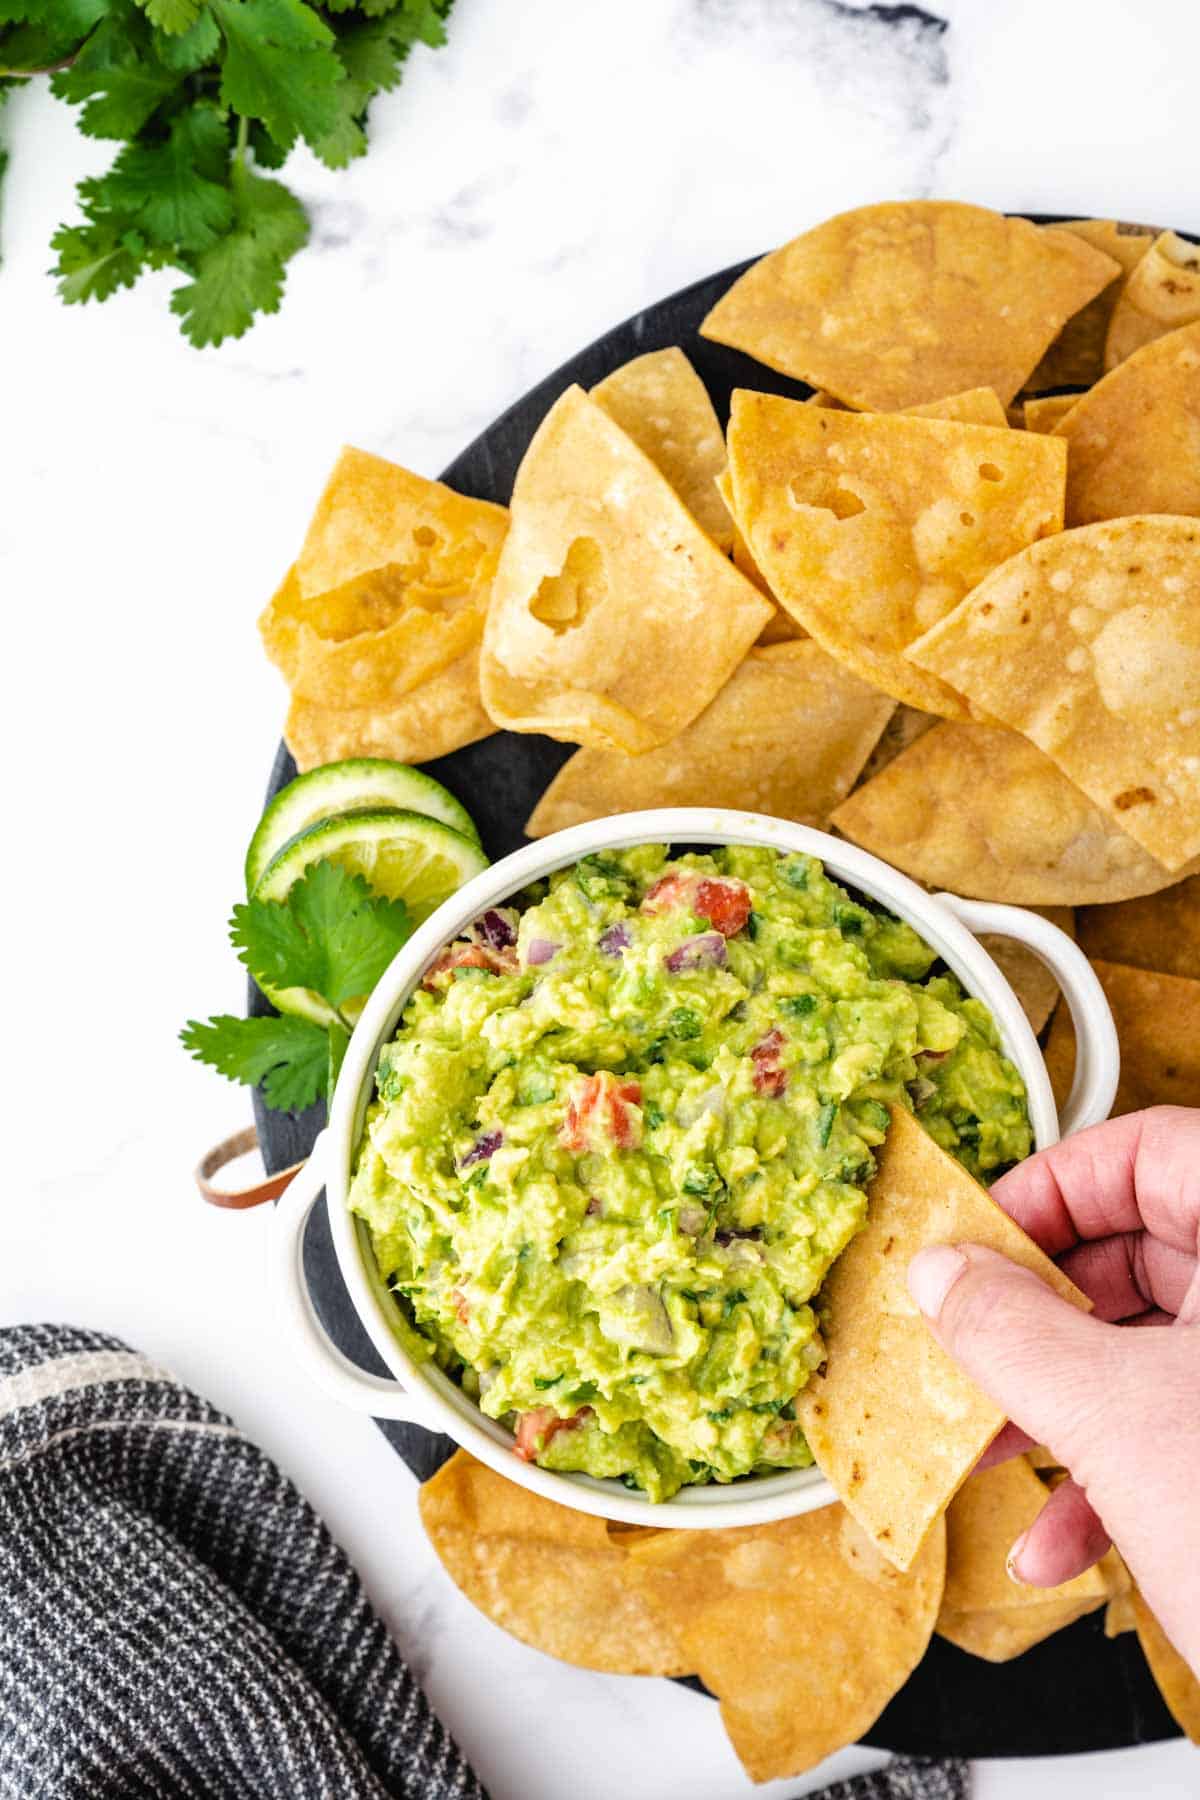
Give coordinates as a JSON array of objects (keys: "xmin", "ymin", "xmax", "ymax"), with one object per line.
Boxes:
[{"xmin": 0, "ymin": 1323, "xmax": 484, "ymax": 1800}]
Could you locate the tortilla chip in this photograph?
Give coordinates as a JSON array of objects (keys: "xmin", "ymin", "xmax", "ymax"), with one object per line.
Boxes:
[
  {"xmin": 795, "ymin": 1107, "xmax": 1089, "ymax": 1572},
  {"xmin": 264, "ymin": 451, "xmax": 509, "ymax": 704},
  {"xmin": 715, "ymin": 468, "xmax": 807, "ymax": 641},
  {"xmin": 937, "ymin": 1598, "xmax": 1102, "ymax": 1661},
  {"xmin": 625, "ymin": 1507, "xmax": 945, "ymax": 1782},
  {"xmin": 1051, "ymin": 218, "xmax": 1158, "ymax": 272},
  {"xmin": 941, "ymin": 1459, "xmax": 1111, "ymax": 1619},
  {"xmin": 854, "ymin": 705, "xmax": 938, "ymax": 788},
  {"xmin": 755, "ymin": 602, "xmax": 805, "ymax": 644},
  {"xmin": 713, "ymin": 467, "xmax": 780, "ymax": 606},
  {"xmin": 940, "ymin": 1496, "xmax": 1126, "ymax": 1661},
  {"xmin": 591, "ymin": 348, "xmax": 732, "ymax": 552},
  {"xmin": 727, "ymin": 391, "xmax": 1066, "ymax": 717},
  {"xmin": 1026, "ymin": 220, "xmax": 1156, "ymax": 389},
  {"xmin": 701, "ymin": 202, "xmax": 1119, "ymax": 411},
  {"xmin": 979, "ymin": 907, "xmax": 1074, "ymax": 1035},
  {"xmin": 417, "ymin": 1451, "xmax": 688, "ymax": 1675},
  {"xmin": 1106, "ymin": 1589, "xmax": 1137, "ymax": 1637},
  {"xmin": 1044, "ymin": 958, "xmax": 1200, "ymax": 1118},
  {"xmin": 1023, "ymin": 393, "xmax": 1081, "ymax": 434},
  {"xmin": 831, "ymin": 721, "xmax": 1188, "ymax": 906},
  {"xmin": 904, "ymin": 388, "xmax": 1009, "ymax": 427},
  {"xmin": 907, "ymin": 516, "xmax": 1200, "ymax": 871},
  {"xmin": 1106, "ymin": 231, "xmax": 1200, "ymax": 369},
  {"xmin": 1077, "ymin": 873, "xmax": 1200, "ymax": 980},
  {"xmin": 480, "ymin": 386, "xmax": 771, "ymax": 752},
  {"xmin": 807, "ymin": 388, "xmax": 1009, "ymax": 427},
  {"xmin": 1053, "ymin": 320, "xmax": 1200, "ymax": 526},
  {"xmin": 262, "ymin": 565, "xmax": 490, "ymax": 711},
  {"xmin": 1132, "ymin": 1589, "xmax": 1200, "ymax": 1742},
  {"xmin": 525, "ymin": 642, "xmax": 895, "ymax": 837},
  {"xmin": 284, "ymin": 645, "xmax": 495, "ymax": 771}
]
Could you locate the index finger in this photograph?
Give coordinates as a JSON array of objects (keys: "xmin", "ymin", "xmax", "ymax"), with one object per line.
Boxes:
[{"xmin": 990, "ymin": 1105, "xmax": 1200, "ymax": 1259}]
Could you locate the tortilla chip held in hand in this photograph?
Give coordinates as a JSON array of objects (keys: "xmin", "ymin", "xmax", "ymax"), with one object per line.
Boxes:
[
  {"xmin": 480, "ymin": 385, "xmax": 771, "ymax": 752},
  {"xmin": 726, "ymin": 391, "xmax": 1066, "ymax": 717},
  {"xmin": 796, "ymin": 1106, "xmax": 1089, "ymax": 1572},
  {"xmin": 700, "ymin": 201, "xmax": 1119, "ymax": 410}
]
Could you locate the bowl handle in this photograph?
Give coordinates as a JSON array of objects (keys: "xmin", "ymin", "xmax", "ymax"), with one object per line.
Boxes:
[
  {"xmin": 270, "ymin": 1133, "xmax": 434, "ymax": 1424},
  {"xmin": 934, "ymin": 894, "xmax": 1119, "ymax": 1139}
]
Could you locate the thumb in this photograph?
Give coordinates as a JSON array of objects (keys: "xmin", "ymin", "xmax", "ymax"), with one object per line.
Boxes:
[{"xmin": 906, "ymin": 1242, "xmax": 1116, "ymax": 1475}]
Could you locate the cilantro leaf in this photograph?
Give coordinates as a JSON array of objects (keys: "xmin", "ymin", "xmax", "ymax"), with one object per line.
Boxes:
[
  {"xmin": 81, "ymin": 106, "xmax": 233, "ymax": 252},
  {"xmin": 168, "ymin": 159, "xmax": 307, "ymax": 345},
  {"xmin": 210, "ymin": 0, "xmax": 344, "ymax": 152},
  {"xmin": 52, "ymin": 14, "xmax": 181, "ymax": 138},
  {"xmin": 138, "ymin": 0, "xmax": 200, "ymax": 32},
  {"xmin": 52, "ymin": 219, "xmax": 152, "ymax": 302},
  {"xmin": 231, "ymin": 857, "xmax": 410, "ymax": 1010},
  {"xmin": 398, "ymin": 0, "xmax": 453, "ymax": 46},
  {"xmin": 1, "ymin": 0, "xmax": 109, "ymax": 45},
  {"xmin": 181, "ymin": 1013, "xmax": 328, "ymax": 1112},
  {"xmin": 153, "ymin": 10, "xmax": 220, "ymax": 69},
  {"xmin": 312, "ymin": 7, "xmax": 421, "ymax": 167}
]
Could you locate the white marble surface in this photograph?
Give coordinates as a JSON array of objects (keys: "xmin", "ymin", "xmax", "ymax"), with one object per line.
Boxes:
[{"xmin": 3, "ymin": 0, "xmax": 1198, "ymax": 1794}]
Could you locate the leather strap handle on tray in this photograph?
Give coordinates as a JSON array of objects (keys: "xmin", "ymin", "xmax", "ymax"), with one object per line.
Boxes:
[{"xmin": 195, "ymin": 1126, "xmax": 307, "ymax": 1209}]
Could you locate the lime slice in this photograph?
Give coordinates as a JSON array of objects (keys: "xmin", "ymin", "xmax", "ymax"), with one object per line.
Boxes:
[
  {"xmin": 245, "ymin": 758, "xmax": 480, "ymax": 893},
  {"xmin": 253, "ymin": 809, "xmax": 490, "ymax": 1026}
]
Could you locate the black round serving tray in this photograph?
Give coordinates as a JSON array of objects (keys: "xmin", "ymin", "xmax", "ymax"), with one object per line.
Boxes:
[{"xmin": 253, "ymin": 227, "xmax": 1179, "ymax": 1758}]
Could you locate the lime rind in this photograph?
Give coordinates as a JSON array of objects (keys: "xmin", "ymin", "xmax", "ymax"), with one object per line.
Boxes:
[{"xmin": 245, "ymin": 758, "xmax": 481, "ymax": 893}]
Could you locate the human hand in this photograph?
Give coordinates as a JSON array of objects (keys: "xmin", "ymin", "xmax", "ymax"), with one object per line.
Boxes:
[{"xmin": 906, "ymin": 1105, "xmax": 1200, "ymax": 1674}]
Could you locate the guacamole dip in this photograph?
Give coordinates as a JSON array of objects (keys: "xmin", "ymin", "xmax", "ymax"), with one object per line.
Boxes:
[{"xmin": 349, "ymin": 845, "xmax": 1031, "ymax": 1501}]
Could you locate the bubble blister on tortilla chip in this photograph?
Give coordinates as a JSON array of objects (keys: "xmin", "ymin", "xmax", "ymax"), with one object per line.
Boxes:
[
  {"xmin": 727, "ymin": 392, "xmax": 1067, "ymax": 719},
  {"xmin": 907, "ymin": 516, "xmax": 1200, "ymax": 871},
  {"xmin": 701, "ymin": 201, "xmax": 1119, "ymax": 410}
]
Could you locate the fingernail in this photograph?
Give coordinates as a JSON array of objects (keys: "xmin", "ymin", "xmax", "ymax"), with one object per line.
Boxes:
[
  {"xmin": 907, "ymin": 1245, "xmax": 968, "ymax": 1319},
  {"xmin": 1007, "ymin": 1529, "xmax": 1032, "ymax": 1586}
]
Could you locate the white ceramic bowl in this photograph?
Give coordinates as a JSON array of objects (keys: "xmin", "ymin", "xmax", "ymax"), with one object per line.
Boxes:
[{"xmin": 272, "ymin": 808, "xmax": 1119, "ymax": 1529}]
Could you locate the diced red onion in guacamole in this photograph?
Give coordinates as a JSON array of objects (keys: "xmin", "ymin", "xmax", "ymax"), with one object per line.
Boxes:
[
  {"xmin": 526, "ymin": 937, "xmax": 561, "ymax": 966},
  {"xmin": 598, "ymin": 923, "xmax": 630, "ymax": 956},
  {"xmin": 665, "ymin": 932, "xmax": 727, "ymax": 972},
  {"xmin": 476, "ymin": 908, "xmax": 517, "ymax": 950},
  {"xmin": 460, "ymin": 1130, "xmax": 503, "ymax": 1168}
]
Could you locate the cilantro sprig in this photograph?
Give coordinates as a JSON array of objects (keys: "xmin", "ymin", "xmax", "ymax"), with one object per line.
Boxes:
[
  {"xmin": 182, "ymin": 857, "xmax": 410, "ymax": 1112},
  {"xmin": 0, "ymin": 0, "xmax": 455, "ymax": 344}
]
